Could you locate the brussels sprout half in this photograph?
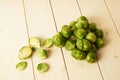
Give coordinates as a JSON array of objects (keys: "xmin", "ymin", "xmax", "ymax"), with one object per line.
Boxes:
[
  {"xmin": 36, "ymin": 49, "xmax": 48, "ymax": 59},
  {"xmin": 29, "ymin": 37, "xmax": 41, "ymax": 48},
  {"xmin": 16, "ymin": 61, "xmax": 27, "ymax": 71},
  {"xmin": 42, "ymin": 38, "xmax": 53, "ymax": 48},
  {"xmin": 37, "ymin": 63, "xmax": 49, "ymax": 73},
  {"xmin": 18, "ymin": 46, "xmax": 32, "ymax": 60}
]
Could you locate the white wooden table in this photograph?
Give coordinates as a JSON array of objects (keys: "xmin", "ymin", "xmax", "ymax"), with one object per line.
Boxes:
[{"xmin": 0, "ymin": 0, "xmax": 120, "ymax": 80}]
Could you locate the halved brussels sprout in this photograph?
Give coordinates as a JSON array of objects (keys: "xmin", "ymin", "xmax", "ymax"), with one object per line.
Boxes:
[
  {"xmin": 74, "ymin": 29, "xmax": 87, "ymax": 39},
  {"xmin": 42, "ymin": 38, "xmax": 53, "ymax": 48},
  {"xmin": 36, "ymin": 49, "xmax": 48, "ymax": 59},
  {"xmin": 29, "ymin": 37, "xmax": 40, "ymax": 48},
  {"xmin": 86, "ymin": 32, "xmax": 96, "ymax": 43},
  {"xmin": 95, "ymin": 38, "xmax": 104, "ymax": 48},
  {"xmin": 18, "ymin": 46, "xmax": 32, "ymax": 60},
  {"xmin": 88, "ymin": 22, "xmax": 97, "ymax": 31},
  {"xmin": 16, "ymin": 61, "xmax": 27, "ymax": 71},
  {"xmin": 76, "ymin": 39, "xmax": 91, "ymax": 51},
  {"xmin": 61, "ymin": 25, "xmax": 72, "ymax": 38},
  {"xmin": 37, "ymin": 63, "xmax": 49, "ymax": 73},
  {"xmin": 53, "ymin": 32, "xmax": 66, "ymax": 47},
  {"xmin": 86, "ymin": 51, "xmax": 96, "ymax": 63},
  {"xmin": 94, "ymin": 29, "xmax": 104, "ymax": 38},
  {"xmin": 71, "ymin": 49, "xmax": 86, "ymax": 60},
  {"xmin": 65, "ymin": 40, "xmax": 75, "ymax": 50}
]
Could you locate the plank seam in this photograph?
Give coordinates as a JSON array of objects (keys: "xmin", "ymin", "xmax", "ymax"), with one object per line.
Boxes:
[
  {"xmin": 104, "ymin": 0, "xmax": 120, "ymax": 36},
  {"xmin": 21, "ymin": 0, "xmax": 36, "ymax": 80},
  {"xmin": 76, "ymin": 0, "xmax": 83, "ymax": 15},
  {"xmin": 76, "ymin": 0, "xmax": 105, "ymax": 80},
  {"xmin": 49, "ymin": 0, "xmax": 70, "ymax": 80}
]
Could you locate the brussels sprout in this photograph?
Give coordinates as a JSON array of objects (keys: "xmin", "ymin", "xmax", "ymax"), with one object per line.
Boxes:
[
  {"xmin": 94, "ymin": 29, "xmax": 104, "ymax": 38},
  {"xmin": 37, "ymin": 63, "xmax": 49, "ymax": 73},
  {"xmin": 88, "ymin": 22, "xmax": 97, "ymax": 31},
  {"xmin": 95, "ymin": 38, "xmax": 104, "ymax": 48},
  {"xmin": 74, "ymin": 29, "xmax": 87, "ymax": 39},
  {"xmin": 69, "ymin": 35, "xmax": 76, "ymax": 41},
  {"xmin": 36, "ymin": 49, "xmax": 48, "ymax": 59},
  {"xmin": 69, "ymin": 21, "xmax": 77, "ymax": 27},
  {"xmin": 71, "ymin": 49, "xmax": 86, "ymax": 60},
  {"xmin": 76, "ymin": 39, "xmax": 91, "ymax": 51},
  {"xmin": 53, "ymin": 32, "xmax": 66, "ymax": 47},
  {"xmin": 29, "ymin": 37, "xmax": 41, "ymax": 48},
  {"xmin": 77, "ymin": 16, "xmax": 88, "ymax": 22},
  {"xmin": 65, "ymin": 40, "xmax": 75, "ymax": 50},
  {"xmin": 75, "ymin": 20, "xmax": 88, "ymax": 29},
  {"xmin": 61, "ymin": 25, "xmax": 72, "ymax": 38},
  {"xmin": 16, "ymin": 62, "xmax": 27, "ymax": 71},
  {"xmin": 76, "ymin": 39, "xmax": 83, "ymax": 50},
  {"xmin": 42, "ymin": 38, "xmax": 53, "ymax": 48},
  {"xmin": 18, "ymin": 46, "xmax": 32, "ymax": 60},
  {"xmin": 86, "ymin": 32, "xmax": 96, "ymax": 43},
  {"xmin": 89, "ymin": 44, "xmax": 97, "ymax": 52},
  {"xmin": 86, "ymin": 51, "xmax": 96, "ymax": 63}
]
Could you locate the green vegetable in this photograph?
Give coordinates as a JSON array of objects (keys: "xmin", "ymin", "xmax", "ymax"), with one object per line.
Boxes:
[
  {"xmin": 74, "ymin": 29, "xmax": 87, "ymax": 39},
  {"xmin": 89, "ymin": 22, "xmax": 97, "ymax": 31},
  {"xmin": 71, "ymin": 49, "xmax": 86, "ymax": 60},
  {"xmin": 69, "ymin": 21, "xmax": 77, "ymax": 27},
  {"xmin": 86, "ymin": 51, "xmax": 96, "ymax": 63},
  {"xmin": 89, "ymin": 44, "xmax": 97, "ymax": 52},
  {"xmin": 36, "ymin": 49, "xmax": 48, "ymax": 59},
  {"xmin": 16, "ymin": 62, "xmax": 27, "ymax": 71},
  {"xmin": 42, "ymin": 38, "xmax": 53, "ymax": 48},
  {"xmin": 75, "ymin": 20, "xmax": 88, "ymax": 29},
  {"xmin": 94, "ymin": 29, "xmax": 104, "ymax": 38},
  {"xmin": 61, "ymin": 25, "xmax": 72, "ymax": 38},
  {"xmin": 29, "ymin": 37, "xmax": 40, "ymax": 48},
  {"xmin": 53, "ymin": 32, "xmax": 66, "ymax": 47},
  {"xmin": 76, "ymin": 39, "xmax": 91, "ymax": 51},
  {"xmin": 18, "ymin": 46, "xmax": 32, "ymax": 60},
  {"xmin": 86, "ymin": 32, "xmax": 96, "ymax": 43},
  {"xmin": 77, "ymin": 16, "xmax": 88, "ymax": 22},
  {"xmin": 37, "ymin": 63, "xmax": 49, "ymax": 73},
  {"xmin": 65, "ymin": 40, "xmax": 75, "ymax": 50},
  {"xmin": 95, "ymin": 38, "xmax": 104, "ymax": 48}
]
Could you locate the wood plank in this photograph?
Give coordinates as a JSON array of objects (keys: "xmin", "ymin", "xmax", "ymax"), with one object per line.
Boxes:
[
  {"xmin": 50, "ymin": 0, "xmax": 103, "ymax": 80},
  {"xmin": 0, "ymin": 0, "xmax": 35, "ymax": 80},
  {"xmin": 24, "ymin": 0, "xmax": 68, "ymax": 80},
  {"xmin": 77, "ymin": 0, "xmax": 120, "ymax": 80},
  {"xmin": 105, "ymin": 0, "xmax": 120, "ymax": 32}
]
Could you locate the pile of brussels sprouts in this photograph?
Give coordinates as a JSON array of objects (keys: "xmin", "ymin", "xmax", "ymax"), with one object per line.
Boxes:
[
  {"xmin": 53, "ymin": 16, "xmax": 104, "ymax": 63},
  {"xmin": 16, "ymin": 16, "xmax": 104, "ymax": 72}
]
